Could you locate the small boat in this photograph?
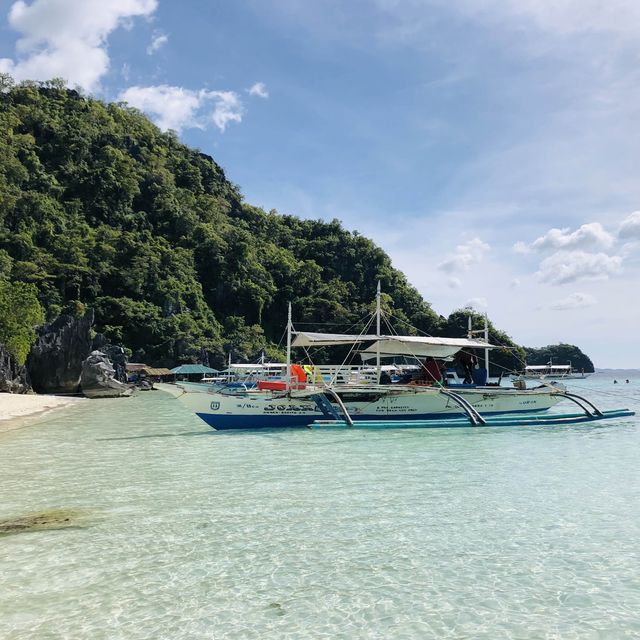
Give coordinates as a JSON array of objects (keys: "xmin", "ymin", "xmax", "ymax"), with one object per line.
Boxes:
[{"xmin": 512, "ymin": 362, "xmax": 592, "ymax": 380}]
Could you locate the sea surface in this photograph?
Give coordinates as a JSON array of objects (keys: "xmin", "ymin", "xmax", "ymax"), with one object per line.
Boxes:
[{"xmin": 1, "ymin": 375, "xmax": 640, "ymax": 639}]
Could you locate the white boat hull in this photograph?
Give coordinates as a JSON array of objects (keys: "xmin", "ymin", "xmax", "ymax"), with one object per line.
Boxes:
[{"xmin": 176, "ymin": 385, "xmax": 565, "ymax": 430}]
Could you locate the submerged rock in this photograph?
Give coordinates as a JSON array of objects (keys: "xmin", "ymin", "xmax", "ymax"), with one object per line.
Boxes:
[
  {"xmin": 0, "ymin": 508, "xmax": 90, "ymax": 537},
  {"xmin": 0, "ymin": 344, "xmax": 31, "ymax": 393},
  {"xmin": 27, "ymin": 310, "xmax": 94, "ymax": 394},
  {"xmin": 81, "ymin": 350, "xmax": 133, "ymax": 398}
]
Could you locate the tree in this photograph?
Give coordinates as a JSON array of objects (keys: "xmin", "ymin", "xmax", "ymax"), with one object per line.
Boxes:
[{"xmin": 0, "ymin": 280, "xmax": 44, "ymax": 364}]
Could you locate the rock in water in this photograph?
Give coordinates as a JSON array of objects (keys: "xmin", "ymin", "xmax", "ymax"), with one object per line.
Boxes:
[
  {"xmin": 0, "ymin": 344, "xmax": 31, "ymax": 393},
  {"xmin": 81, "ymin": 350, "xmax": 132, "ymax": 398},
  {"xmin": 27, "ymin": 310, "xmax": 94, "ymax": 394}
]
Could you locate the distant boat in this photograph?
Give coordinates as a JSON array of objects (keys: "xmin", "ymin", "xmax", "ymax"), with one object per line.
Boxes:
[{"xmin": 512, "ymin": 361, "xmax": 591, "ymax": 381}]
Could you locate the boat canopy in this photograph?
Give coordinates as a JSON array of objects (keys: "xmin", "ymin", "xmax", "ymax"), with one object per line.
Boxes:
[
  {"xmin": 361, "ymin": 336, "xmax": 494, "ymax": 359},
  {"xmin": 525, "ymin": 364, "xmax": 571, "ymax": 371},
  {"xmin": 225, "ymin": 363, "xmax": 287, "ymax": 370},
  {"xmin": 292, "ymin": 332, "xmax": 492, "ymax": 358},
  {"xmin": 291, "ymin": 332, "xmax": 378, "ymax": 347}
]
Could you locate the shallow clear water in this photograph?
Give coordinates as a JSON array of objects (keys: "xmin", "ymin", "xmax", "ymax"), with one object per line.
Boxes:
[{"xmin": 2, "ymin": 376, "xmax": 640, "ymax": 639}]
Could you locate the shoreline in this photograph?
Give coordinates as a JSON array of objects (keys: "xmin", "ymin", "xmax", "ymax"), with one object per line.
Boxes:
[{"xmin": 0, "ymin": 393, "xmax": 85, "ymax": 433}]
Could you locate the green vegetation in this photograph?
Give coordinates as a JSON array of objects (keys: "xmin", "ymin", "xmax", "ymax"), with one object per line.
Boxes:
[
  {"xmin": 0, "ymin": 77, "xmax": 443, "ymax": 366},
  {"xmin": 0, "ymin": 279, "xmax": 44, "ymax": 365},
  {"xmin": 524, "ymin": 344, "xmax": 594, "ymax": 373},
  {"xmin": 0, "ymin": 76, "xmax": 593, "ymax": 371}
]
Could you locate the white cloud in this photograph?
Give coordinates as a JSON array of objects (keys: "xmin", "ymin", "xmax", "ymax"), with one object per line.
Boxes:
[
  {"xmin": 437, "ymin": 238, "xmax": 490, "ymax": 274},
  {"xmin": 118, "ymin": 85, "xmax": 244, "ymax": 133},
  {"xmin": 482, "ymin": 0, "xmax": 640, "ymax": 37},
  {"xmin": 509, "ymin": 278, "xmax": 520, "ymax": 289},
  {"xmin": 549, "ymin": 292, "xmax": 597, "ymax": 311},
  {"xmin": 248, "ymin": 81, "xmax": 268, "ymax": 98},
  {"xmin": 512, "ymin": 241, "xmax": 530, "ymax": 254},
  {"xmin": 119, "ymin": 85, "xmax": 202, "ymax": 131},
  {"xmin": 619, "ymin": 211, "xmax": 640, "ymax": 239},
  {"xmin": 526, "ymin": 223, "xmax": 615, "ymax": 253},
  {"xmin": 0, "ymin": 0, "xmax": 157, "ymax": 91},
  {"xmin": 147, "ymin": 31, "xmax": 168, "ymax": 55},
  {"xmin": 465, "ymin": 296, "xmax": 487, "ymax": 309},
  {"xmin": 208, "ymin": 90, "xmax": 244, "ymax": 131},
  {"xmin": 536, "ymin": 250, "xmax": 623, "ymax": 285}
]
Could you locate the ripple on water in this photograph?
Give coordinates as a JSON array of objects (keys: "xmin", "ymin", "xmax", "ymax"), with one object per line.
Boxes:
[{"xmin": 1, "ymin": 379, "xmax": 640, "ymax": 639}]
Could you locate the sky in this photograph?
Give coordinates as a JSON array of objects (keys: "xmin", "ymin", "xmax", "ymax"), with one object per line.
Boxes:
[{"xmin": 1, "ymin": 0, "xmax": 639, "ymax": 367}]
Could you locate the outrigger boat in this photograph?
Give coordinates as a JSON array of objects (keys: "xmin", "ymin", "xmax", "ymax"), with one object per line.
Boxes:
[
  {"xmin": 511, "ymin": 362, "xmax": 592, "ymax": 381},
  {"xmin": 175, "ymin": 286, "xmax": 632, "ymax": 430}
]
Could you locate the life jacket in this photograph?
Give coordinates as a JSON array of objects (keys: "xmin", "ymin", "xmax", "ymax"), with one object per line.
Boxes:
[{"xmin": 290, "ymin": 364, "xmax": 307, "ymax": 384}]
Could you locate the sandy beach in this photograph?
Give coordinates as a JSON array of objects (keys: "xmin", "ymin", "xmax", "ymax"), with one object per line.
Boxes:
[{"xmin": 0, "ymin": 393, "xmax": 84, "ymax": 433}]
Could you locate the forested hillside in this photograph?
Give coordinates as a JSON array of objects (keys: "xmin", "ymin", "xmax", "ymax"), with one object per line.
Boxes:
[
  {"xmin": 524, "ymin": 345, "xmax": 594, "ymax": 373},
  {"xmin": 0, "ymin": 77, "xmax": 586, "ymax": 373}
]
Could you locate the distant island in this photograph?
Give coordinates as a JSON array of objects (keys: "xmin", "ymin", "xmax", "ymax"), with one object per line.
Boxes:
[
  {"xmin": 523, "ymin": 345, "xmax": 594, "ymax": 374},
  {"xmin": 0, "ymin": 76, "xmax": 594, "ymax": 378}
]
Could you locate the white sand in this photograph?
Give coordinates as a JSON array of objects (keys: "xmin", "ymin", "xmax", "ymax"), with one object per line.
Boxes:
[{"xmin": 0, "ymin": 393, "xmax": 84, "ymax": 432}]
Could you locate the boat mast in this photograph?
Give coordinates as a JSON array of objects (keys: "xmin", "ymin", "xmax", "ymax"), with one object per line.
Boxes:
[
  {"xmin": 484, "ymin": 312, "xmax": 489, "ymax": 377},
  {"xmin": 286, "ymin": 302, "xmax": 292, "ymax": 389},
  {"xmin": 376, "ymin": 280, "xmax": 381, "ymax": 384}
]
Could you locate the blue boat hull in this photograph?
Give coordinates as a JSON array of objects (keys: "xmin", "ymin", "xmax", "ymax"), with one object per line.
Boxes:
[{"xmin": 196, "ymin": 406, "xmax": 552, "ymax": 431}]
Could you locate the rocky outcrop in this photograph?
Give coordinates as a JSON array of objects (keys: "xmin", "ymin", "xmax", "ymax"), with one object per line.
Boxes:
[
  {"xmin": 0, "ymin": 344, "xmax": 31, "ymax": 393},
  {"xmin": 80, "ymin": 351, "xmax": 132, "ymax": 398},
  {"xmin": 91, "ymin": 334, "xmax": 128, "ymax": 383},
  {"xmin": 26, "ymin": 310, "xmax": 94, "ymax": 395}
]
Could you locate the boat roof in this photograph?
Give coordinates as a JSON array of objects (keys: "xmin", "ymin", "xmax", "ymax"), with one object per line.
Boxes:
[
  {"xmin": 525, "ymin": 364, "xmax": 571, "ymax": 370},
  {"xmin": 292, "ymin": 332, "xmax": 378, "ymax": 347},
  {"xmin": 361, "ymin": 336, "xmax": 494, "ymax": 359},
  {"xmin": 292, "ymin": 332, "xmax": 492, "ymax": 358},
  {"xmin": 170, "ymin": 364, "xmax": 220, "ymax": 374},
  {"xmin": 225, "ymin": 363, "xmax": 287, "ymax": 370}
]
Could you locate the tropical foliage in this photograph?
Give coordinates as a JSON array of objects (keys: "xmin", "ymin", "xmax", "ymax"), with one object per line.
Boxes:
[
  {"xmin": 0, "ymin": 279, "xmax": 44, "ymax": 365},
  {"xmin": 0, "ymin": 77, "xmax": 443, "ymax": 366},
  {"xmin": 0, "ymin": 76, "xmax": 593, "ymax": 370},
  {"xmin": 524, "ymin": 344, "xmax": 594, "ymax": 373}
]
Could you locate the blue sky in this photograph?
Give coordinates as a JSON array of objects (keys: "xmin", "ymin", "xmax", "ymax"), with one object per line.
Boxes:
[{"xmin": 1, "ymin": 0, "xmax": 640, "ymax": 367}]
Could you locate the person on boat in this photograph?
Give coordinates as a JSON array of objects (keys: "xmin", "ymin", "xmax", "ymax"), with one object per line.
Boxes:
[
  {"xmin": 437, "ymin": 359, "xmax": 448, "ymax": 386},
  {"xmin": 420, "ymin": 357, "xmax": 444, "ymax": 386},
  {"xmin": 456, "ymin": 350, "xmax": 477, "ymax": 384}
]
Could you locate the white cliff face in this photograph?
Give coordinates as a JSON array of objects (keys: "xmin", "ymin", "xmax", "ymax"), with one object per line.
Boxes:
[{"xmin": 80, "ymin": 350, "xmax": 132, "ymax": 398}]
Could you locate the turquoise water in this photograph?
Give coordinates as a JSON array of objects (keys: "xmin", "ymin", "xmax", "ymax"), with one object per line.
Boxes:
[{"xmin": 1, "ymin": 376, "xmax": 640, "ymax": 639}]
